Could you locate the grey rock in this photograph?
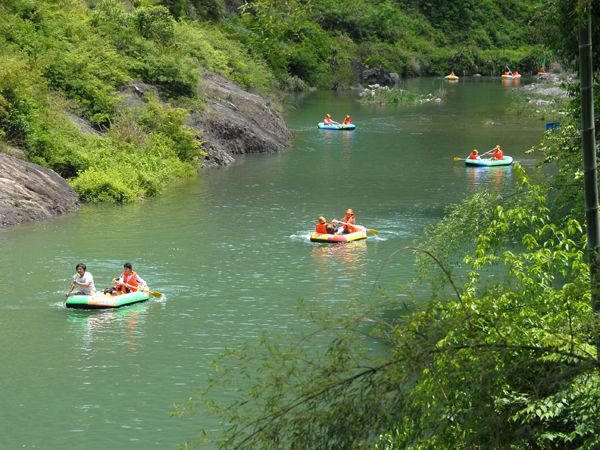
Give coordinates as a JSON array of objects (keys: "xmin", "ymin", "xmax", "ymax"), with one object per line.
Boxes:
[
  {"xmin": 191, "ymin": 72, "xmax": 292, "ymax": 167},
  {"xmin": 0, "ymin": 153, "xmax": 79, "ymax": 228}
]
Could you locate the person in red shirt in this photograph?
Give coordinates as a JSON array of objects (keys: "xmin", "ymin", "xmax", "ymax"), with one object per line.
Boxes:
[
  {"xmin": 468, "ymin": 149, "xmax": 480, "ymax": 160},
  {"xmin": 342, "ymin": 115, "xmax": 352, "ymax": 125},
  {"xmin": 324, "ymin": 113, "xmax": 341, "ymax": 127},
  {"xmin": 491, "ymin": 145, "xmax": 504, "ymax": 160}
]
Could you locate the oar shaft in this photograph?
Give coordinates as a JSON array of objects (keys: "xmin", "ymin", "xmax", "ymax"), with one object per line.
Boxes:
[{"xmin": 334, "ymin": 220, "xmax": 378, "ymax": 233}]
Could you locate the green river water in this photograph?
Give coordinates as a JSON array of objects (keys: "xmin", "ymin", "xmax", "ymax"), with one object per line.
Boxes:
[{"xmin": 1, "ymin": 78, "xmax": 545, "ymax": 449}]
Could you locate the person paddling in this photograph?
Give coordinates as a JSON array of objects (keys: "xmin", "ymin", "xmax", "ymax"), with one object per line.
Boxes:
[
  {"xmin": 342, "ymin": 115, "xmax": 352, "ymax": 126},
  {"xmin": 105, "ymin": 262, "xmax": 148, "ymax": 295},
  {"xmin": 333, "ymin": 208, "xmax": 357, "ymax": 234},
  {"xmin": 323, "ymin": 113, "xmax": 340, "ymax": 127},
  {"xmin": 491, "ymin": 145, "xmax": 504, "ymax": 160},
  {"xmin": 468, "ymin": 149, "xmax": 481, "ymax": 160},
  {"xmin": 65, "ymin": 263, "xmax": 96, "ymax": 298}
]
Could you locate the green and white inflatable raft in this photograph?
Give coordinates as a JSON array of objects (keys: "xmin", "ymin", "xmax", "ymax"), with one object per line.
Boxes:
[
  {"xmin": 465, "ymin": 156, "xmax": 513, "ymax": 167},
  {"xmin": 317, "ymin": 122, "xmax": 356, "ymax": 130},
  {"xmin": 65, "ymin": 291, "xmax": 150, "ymax": 309}
]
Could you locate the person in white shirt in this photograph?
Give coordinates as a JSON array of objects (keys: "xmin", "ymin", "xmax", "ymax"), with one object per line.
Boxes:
[{"xmin": 65, "ymin": 263, "xmax": 96, "ymax": 297}]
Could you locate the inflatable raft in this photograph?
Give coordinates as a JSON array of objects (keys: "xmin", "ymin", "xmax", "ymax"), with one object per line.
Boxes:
[
  {"xmin": 310, "ymin": 230, "xmax": 367, "ymax": 243},
  {"xmin": 465, "ymin": 156, "xmax": 514, "ymax": 167},
  {"xmin": 318, "ymin": 122, "xmax": 356, "ymax": 130},
  {"xmin": 65, "ymin": 291, "xmax": 150, "ymax": 309}
]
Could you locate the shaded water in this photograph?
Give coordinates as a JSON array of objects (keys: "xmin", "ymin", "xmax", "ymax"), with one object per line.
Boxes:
[{"xmin": 0, "ymin": 78, "xmax": 544, "ymax": 448}]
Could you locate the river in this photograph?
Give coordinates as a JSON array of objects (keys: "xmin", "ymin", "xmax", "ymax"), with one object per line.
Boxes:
[{"xmin": 0, "ymin": 77, "xmax": 544, "ymax": 449}]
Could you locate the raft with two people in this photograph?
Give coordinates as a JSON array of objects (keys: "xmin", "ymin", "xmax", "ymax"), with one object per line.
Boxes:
[
  {"xmin": 65, "ymin": 291, "xmax": 153, "ymax": 309},
  {"xmin": 64, "ymin": 262, "xmax": 161, "ymax": 309},
  {"xmin": 501, "ymin": 66, "xmax": 521, "ymax": 79},
  {"xmin": 460, "ymin": 145, "xmax": 514, "ymax": 167},
  {"xmin": 318, "ymin": 113, "xmax": 355, "ymax": 130},
  {"xmin": 444, "ymin": 71, "xmax": 459, "ymax": 81},
  {"xmin": 310, "ymin": 210, "xmax": 377, "ymax": 243}
]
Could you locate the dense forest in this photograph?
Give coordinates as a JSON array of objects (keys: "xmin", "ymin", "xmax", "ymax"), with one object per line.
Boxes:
[{"xmin": 1, "ymin": 0, "xmax": 556, "ymax": 203}]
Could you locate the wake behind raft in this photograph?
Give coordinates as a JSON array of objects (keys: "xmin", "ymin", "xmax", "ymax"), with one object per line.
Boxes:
[{"xmin": 65, "ymin": 291, "xmax": 150, "ymax": 309}]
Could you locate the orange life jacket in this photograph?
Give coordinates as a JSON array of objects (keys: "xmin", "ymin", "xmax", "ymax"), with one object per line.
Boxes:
[
  {"xmin": 116, "ymin": 271, "xmax": 140, "ymax": 295},
  {"xmin": 315, "ymin": 222, "xmax": 329, "ymax": 234},
  {"xmin": 493, "ymin": 148, "xmax": 504, "ymax": 160},
  {"xmin": 468, "ymin": 152, "xmax": 479, "ymax": 160},
  {"xmin": 343, "ymin": 117, "xmax": 351, "ymax": 125},
  {"xmin": 324, "ymin": 117, "xmax": 332, "ymax": 125},
  {"xmin": 342, "ymin": 214, "xmax": 356, "ymax": 232}
]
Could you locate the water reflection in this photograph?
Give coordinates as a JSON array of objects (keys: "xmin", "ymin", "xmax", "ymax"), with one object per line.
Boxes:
[
  {"xmin": 66, "ymin": 304, "xmax": 150, "ymax": 356},
  {"xmin": 501, "ymin": 77, "xmax": 520, "ymax": 88},
  {"xmin": 311, "ymin": 241, "xmax": 368, "ymax": 275},
  {"xmin": 320, "ymin": 129, "xmax": 355, "ymax": 150},
  {"xmin": 465, "ymin": 165, "xmax": 514, "ymax": 192}
]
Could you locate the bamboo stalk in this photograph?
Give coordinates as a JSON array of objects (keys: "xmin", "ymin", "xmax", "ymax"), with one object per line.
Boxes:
[{"xmin": 578, "ymin": 0, "xmax": 600, "ymax": 359}]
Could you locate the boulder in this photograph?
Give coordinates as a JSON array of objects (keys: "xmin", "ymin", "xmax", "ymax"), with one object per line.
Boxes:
[
  {"xmin": 0, "ymin": 153, "xmax": 79, "ymax": 228},
  {"xmin": 360, "ymin": 67, "xmax": 398, "ymax": 87}
]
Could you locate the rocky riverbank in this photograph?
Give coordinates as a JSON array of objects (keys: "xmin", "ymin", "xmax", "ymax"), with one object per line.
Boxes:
[
  {"xmin": 0, "ymin": 153, "xmax": 80, "ymax": 227},
  {"xmin": 0, "ymin": 71, "xmax": 292, "ymax": 228}
]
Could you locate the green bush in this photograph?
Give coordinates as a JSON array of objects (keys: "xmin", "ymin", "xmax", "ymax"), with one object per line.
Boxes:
[
  {"xmin": 135, "ymin": 5, "xmax": 175, "ymax": 44},
  {"xmin": 137, "ymin": 51, "xmax": 198, "ymax": 97},
  {"xmin": 70, "ymin": 168, "xmax": 137, "ymax": 203}
]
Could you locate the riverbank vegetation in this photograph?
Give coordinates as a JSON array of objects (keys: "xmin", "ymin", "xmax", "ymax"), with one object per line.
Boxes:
[
  {"xmin": 0, "ymin": 0, "xmax": 566, "ymax": 203},
  {"xmin": 224, "ymin": 0, "xmax": 550, "ymax": 88},
  {"xmin": 359, "ymin": 85, "xmax": 445, "ymax": 106},
  {"xmin": 0, "ymin": 0, "xmax": 274, "ymax": 202}
]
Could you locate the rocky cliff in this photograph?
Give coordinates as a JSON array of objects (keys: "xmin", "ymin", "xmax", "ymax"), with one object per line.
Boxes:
[
  {"xmin": 0, "ymin": 153, "xmax": 80, "ymax": 227},
  {"xmin": 193, "ymin": 72, "xmax": 292, "ymax": 167},
  {"xmin": 1, "ymin": 72, "xmax": 292, "ymax": 227}
]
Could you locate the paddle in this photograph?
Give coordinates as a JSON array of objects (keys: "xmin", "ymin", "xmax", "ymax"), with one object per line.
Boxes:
[
  {"xmin": 113, "ymin": 279, "xmax": 163, "ymax": 298},
  {"xmin": 65, "ymin": 280, "xmax": 76, "ymax": 298},
  {"xmin": 333, "ymin": 220, "xmax": 379, "ymax": 234}
]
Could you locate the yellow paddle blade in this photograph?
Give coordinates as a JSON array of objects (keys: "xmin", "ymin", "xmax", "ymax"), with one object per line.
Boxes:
[
  {"xmin": 367, "ymin": 228, "xmax": 379, "ymax": 234},
  {"xmin": 453, "ymin": 156, "xmax": 464, "ymax": 160},
  {"xmin": 149, "ymin": 291, "xmax": 162, "ymax": 298}
]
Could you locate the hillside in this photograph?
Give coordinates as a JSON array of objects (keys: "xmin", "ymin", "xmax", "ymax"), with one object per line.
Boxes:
[{"xmin": 0, "ymin": 0, "xmax": 550, "ymax": 206}]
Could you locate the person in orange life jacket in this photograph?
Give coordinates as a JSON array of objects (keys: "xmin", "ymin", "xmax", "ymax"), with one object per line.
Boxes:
[
  {"xmin": 323, "ymin": 113, "xmax": 340, "ymax": 126},
  {"xmin": 333, "ymin": 208, "xmax": 357, "ymax": 234},
  {"xmin": 114, "ymin": 262, "xmax": 148, "ymax": 295},
  {"xmin": 468, "ymin": 149, "xmax": 480, "ymax": 160},
  {"xmin": 315, "ymin": 216, "xmax": 336, "ymax": 234},
  {"xmin": 342, "ymin": 115, "xmax": 352, "ymax": 125},
  {"xmin": 491, "ymin": 145, "xmax": 504, "ymax": 160}
]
